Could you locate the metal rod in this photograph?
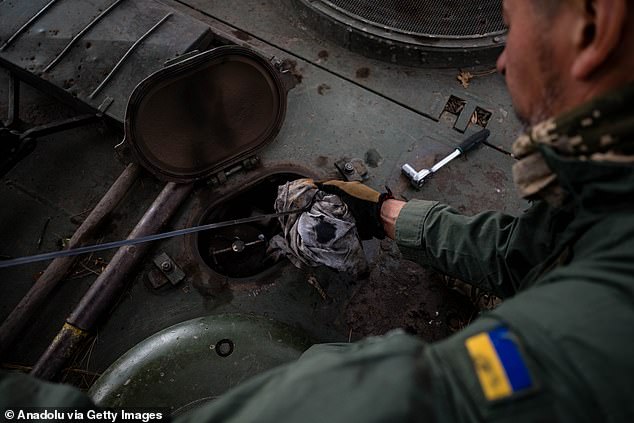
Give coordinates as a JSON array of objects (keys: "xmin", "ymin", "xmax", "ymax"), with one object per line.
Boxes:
[
  {"xmin": 7, "ymin": 72, "xmax": 20, "ymax": 127},
  {"xmin": 430, "ymin": 149, "xmax": 461, "ymax": 173},
  {"xmin": 44, "ymin": 0, "xmax": 127, "ymax": 73},
  {"xmin": 211, "ymin": 238, "xmax": 265, "ymax": 255},
  {"xmin": 89, "ymin": 13, "xmax": 172, "ymax": 99},
  {"xmin": 0, "ymin": 164, "xmax": 141, "ymax": 360},
  {"xmin": 21, "ymin": 114, "xmax": 100, "ymax": 139},
  {"xmin": 31, "ymin": 181, "xmax": 193, "ymax": 381},
  {"xmin": 0, "ymin": 0, "xmax": 60, "ymax": 51},
  {"xmin": 0, "ymin": 208, "xmax": 305, "ymax": 269}
]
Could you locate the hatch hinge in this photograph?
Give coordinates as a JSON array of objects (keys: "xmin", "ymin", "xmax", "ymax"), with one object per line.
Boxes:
[{"xmin": 206, "ymin": 156, "xmax": 261, "ymax": 187}]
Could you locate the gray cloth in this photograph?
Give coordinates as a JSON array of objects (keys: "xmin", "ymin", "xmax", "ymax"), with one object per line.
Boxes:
[{"xmin": 268, "ymin": 179, "xmax": 369, "ymax": 276}]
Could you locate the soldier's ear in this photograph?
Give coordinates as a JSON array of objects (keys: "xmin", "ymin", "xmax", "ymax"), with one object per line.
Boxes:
[{"xmin": 571, "ymin": 0, "xmax": 627, "ymax": 79}]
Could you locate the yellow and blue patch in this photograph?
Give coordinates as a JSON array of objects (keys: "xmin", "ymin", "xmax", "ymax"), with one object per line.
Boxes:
[{"xmin": 465, "ymin": 327, "xmax": 534, "ymax": 401}]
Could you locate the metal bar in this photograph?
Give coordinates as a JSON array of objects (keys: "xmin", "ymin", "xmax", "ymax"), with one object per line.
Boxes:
[
  {"xmin": 31, "ymin": 181, "xmax": 193, "ymax": 381},
  {"xmin": 0, "ymin": 0, "xmax": 60, "ymax": 51},
  {"xmin": 89, "ymin": 13, "xmax": 172, "ymax": 99},
  {"xmin": 6, "ymin": 72, "xmax": 20, "ymax": 127},
  {"xmin": 430, "ymin": 149, "xmax": 461, "ymax": 173},
  {"xmin": 43, "ymin": 0, "xmax": 127, "ymax": 73},
  {"xmin": 21, "ymin": 114, "xmax": 100, "ymax": 139},
  {"xmin": 0, "ymin": 207, "xmax": 306, "ymax": 269},
  {"xmin": 0, "ymin": 56, "xmax": 105, "ymax": 119},
  {"xmin": 0, "ymin": 164, "xmax": 141, "ymax": 360},
  {"xmin": 0, "ymin": 136, "xmax": 36, "ymax": 179}
]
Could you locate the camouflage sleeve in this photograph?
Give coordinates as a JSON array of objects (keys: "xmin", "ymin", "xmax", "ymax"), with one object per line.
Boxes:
[{"xmin": 394, "ymin": 199, "xmax": 565, "ymax": 298}]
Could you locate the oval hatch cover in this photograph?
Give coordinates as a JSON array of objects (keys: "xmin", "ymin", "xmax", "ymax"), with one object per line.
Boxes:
[{"xmin": 125, "ymin": 46, "xmax": 288, "ymax": 182}]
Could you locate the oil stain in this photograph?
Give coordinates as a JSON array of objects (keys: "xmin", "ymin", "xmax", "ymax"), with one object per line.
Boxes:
[
  {"xmin": 356, "ymin": 67, "xmax": 370, "ymax": 79},
  {"xmin": 232, "ymin": 30, "xmax": 251, "ymax": 41},
  {"xmin": 317, "ymin": 83, "xmax": 331, "ymax": 95},
  {"xmin": 316, "ymin": 155, "xmax": 329, "ymax": 167}
]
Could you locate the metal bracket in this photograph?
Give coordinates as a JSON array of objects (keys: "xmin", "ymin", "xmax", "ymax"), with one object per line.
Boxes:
[
  {"xmin": 6, "ymin": 71, "xmax": 20, "ymax": 128},
  {"xmin": 207, "ymin": 156, "xmax": 261, "ymax": 187},
  {"xmin": 97, "ymin": 97, "xmax": 114, "ymax": 114},
  {"xmin": 270, "ymin": 56, "xmax": 300, "ymax": 91},
  {"xmin": 149, "ymin": 252, "xmax": 185, "ymax": 288},
  {"xmin": 0, "ymin": 113, "xmax": 100, "ymax": 178},
  {"xmin": 270, "ymin": 56, "xmax": 290, "ymax": 74},
  {"xmin": 335, "ymin": 158, "xmax": 368, "ymax": 182}
]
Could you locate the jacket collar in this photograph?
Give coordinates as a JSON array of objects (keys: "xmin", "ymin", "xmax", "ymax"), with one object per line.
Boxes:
[{"xmin": 512, "ymin": 81, "xmax": 634, "ymax": 207}]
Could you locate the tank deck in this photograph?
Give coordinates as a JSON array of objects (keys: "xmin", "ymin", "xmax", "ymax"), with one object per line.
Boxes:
[{"xmin": 0, "ymin": 1, "xmax": 522, "ymax": 391}]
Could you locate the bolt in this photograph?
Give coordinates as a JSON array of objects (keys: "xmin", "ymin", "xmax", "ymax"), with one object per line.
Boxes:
[
  {"xmin": 231, "ymin": 239, "xmax": 245, "ymax": 253},
  {"xmin": 160, "ymin": 261, "xmax": 173, "ymax": 272},
  {"xmin": 215, "ymin": 339, "xmax": 234, "ymax": 357},
  {"xmin": 344, "ymin": 162, "xmax": 354, "ymax": 174}
]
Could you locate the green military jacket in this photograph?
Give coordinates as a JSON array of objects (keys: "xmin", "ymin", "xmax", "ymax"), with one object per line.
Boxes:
[
  {"xmin": 396, "ymin": 147, "xmax": 634, "ymax": 422},
  {"xmin": 181, "ymin": 84, "xmax": 634, "ymax": 421},
  {"xmin": 176, "ymin": 148, "xmax": 633, "ymax": 423},
  {"xmin": 2, "ymin": 93, "xmax": 633, "ymax": 422}
]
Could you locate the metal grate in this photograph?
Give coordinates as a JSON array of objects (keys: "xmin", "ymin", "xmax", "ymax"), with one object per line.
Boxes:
[{"xmin": 322, "ymin": 0, "xmax": 505, "ymax": 37}]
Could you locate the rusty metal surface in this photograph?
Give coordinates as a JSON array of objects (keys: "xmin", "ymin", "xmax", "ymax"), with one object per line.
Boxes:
[
  {"xmin": 31, "ymin": 182, "xmax": 192, "ymax": 380},
  {"xmin": 29, "ymin": 322, "xmax": 89, "ymax": 381},
  {"xmin": 0, "ymin": 0, "xmax": 213, "ymax": 122}
]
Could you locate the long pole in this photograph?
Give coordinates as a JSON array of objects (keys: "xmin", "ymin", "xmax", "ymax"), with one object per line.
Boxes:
[
  {"xmin": 0, "ymin": 163, "xmax": 141, "ymax": 359},
  {"xmin": 30, "ymin": 181, "xmax": 192, "ymax": 380}
]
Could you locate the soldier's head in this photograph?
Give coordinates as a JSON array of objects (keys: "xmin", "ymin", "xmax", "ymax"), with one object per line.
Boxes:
[{"xmin": 497, "ymin": 0, "xmax": 634, "ymax": 127}]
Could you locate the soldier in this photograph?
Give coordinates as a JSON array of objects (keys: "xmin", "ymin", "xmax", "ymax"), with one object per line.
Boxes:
[
  {"xmin": 2, "ymin": 0, "xmax": 633, "ymax": 421},
  {"xmin": 165, "ymin": 0, "xmax": 634, "ymax": 420}
]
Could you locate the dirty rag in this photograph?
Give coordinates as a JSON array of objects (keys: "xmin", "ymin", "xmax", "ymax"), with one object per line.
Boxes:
[{"xmin": 268, "ymin": 179, "xmax": 369, "ymax": 276}]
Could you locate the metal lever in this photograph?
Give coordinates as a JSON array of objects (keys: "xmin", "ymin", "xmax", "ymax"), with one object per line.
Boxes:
[
  {"xmin": 0, "ymin": 208, "xmax": 306, "ymax": 269},
  {"xmin": 402, "ymin": 129, "xmax": 490, "ymax": 189}
]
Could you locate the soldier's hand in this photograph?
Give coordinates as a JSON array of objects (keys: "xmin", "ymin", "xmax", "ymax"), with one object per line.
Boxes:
[{"xmin": 316, "ymin": 180, "xmax": 393, "ymax": 240}]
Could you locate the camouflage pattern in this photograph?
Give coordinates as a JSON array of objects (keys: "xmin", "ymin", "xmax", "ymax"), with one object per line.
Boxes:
[{"xmin": 512, "ymin": 81, "xmax": 634, "ymax": 205}]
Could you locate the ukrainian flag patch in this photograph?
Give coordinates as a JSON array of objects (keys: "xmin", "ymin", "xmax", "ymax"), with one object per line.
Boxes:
[{"xmin": 465, "ymin": 327, "xmax": 533, "ymax": 401}]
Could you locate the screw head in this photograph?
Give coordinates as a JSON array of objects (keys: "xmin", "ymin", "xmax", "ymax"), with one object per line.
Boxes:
[
  {"xmin": 344, "ymin": 162, "xmax": 354, "ymax": 173},
  {"xmin": 160, "ymin": 261, "xmax": 173, "ymax": 272},
  {"xmin": 231, "ymin": 239, "xmax": 246, "ymax": 253},
  {"xmin": 215, "ymin": 339, "xmax": 234, "ymax": 357}
]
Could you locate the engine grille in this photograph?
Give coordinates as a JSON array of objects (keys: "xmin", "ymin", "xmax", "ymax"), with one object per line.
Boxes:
[
  {"xmin": 290, "ymin": 0, "xmax": 507, "ymax": 67},
  {"xmin": 322, "ymin": 0, "xmax": 505, "ymax": 37}
]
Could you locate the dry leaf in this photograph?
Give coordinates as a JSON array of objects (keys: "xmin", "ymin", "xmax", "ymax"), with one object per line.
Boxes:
[{"xmin": 457, "ymin": 70, "xmax": 473, "ymax": 88}]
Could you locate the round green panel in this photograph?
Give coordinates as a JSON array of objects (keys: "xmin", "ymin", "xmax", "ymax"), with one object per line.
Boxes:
[{"xmin": 89, "ymin": 314, "xmax": 311, "ymax": 414}]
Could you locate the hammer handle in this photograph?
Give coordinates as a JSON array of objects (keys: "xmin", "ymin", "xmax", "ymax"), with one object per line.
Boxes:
[{"xmin": 458, "ymin": 129, "xmax": 490, "ymax": 154}]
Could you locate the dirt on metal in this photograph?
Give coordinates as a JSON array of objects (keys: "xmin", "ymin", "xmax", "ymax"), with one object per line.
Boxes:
[{"xmin": 344, "ymin": 239, "xmax": 477, "ymax": 342}]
